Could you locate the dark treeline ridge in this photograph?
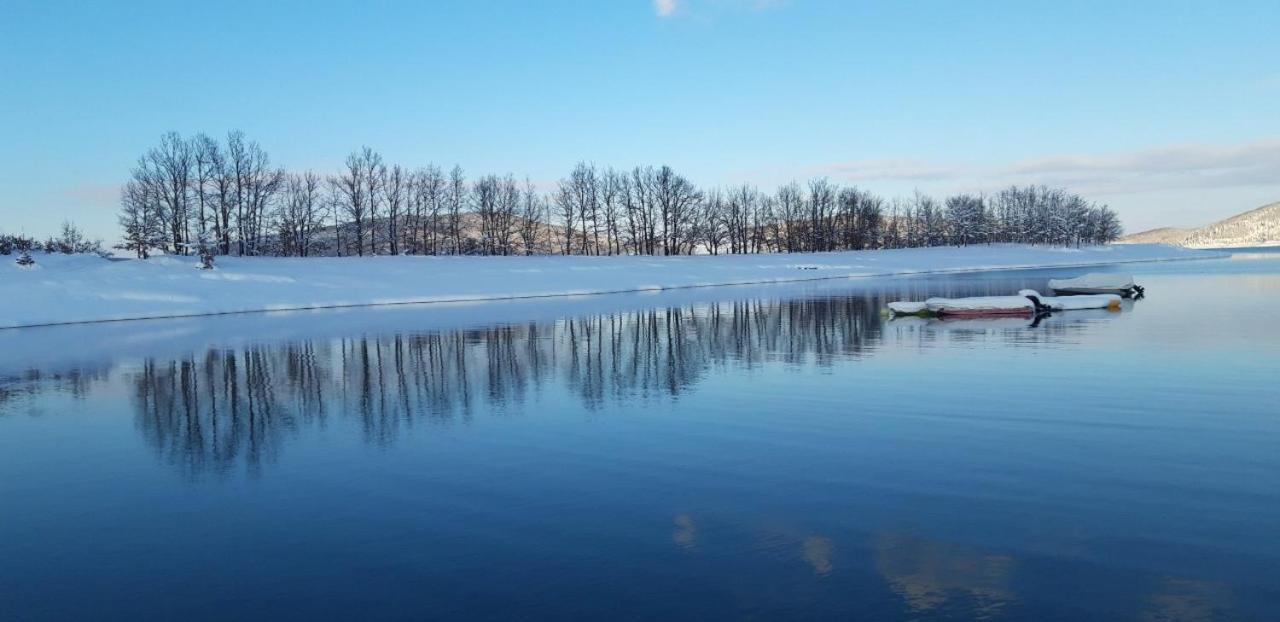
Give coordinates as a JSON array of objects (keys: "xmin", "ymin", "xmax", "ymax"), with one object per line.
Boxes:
[{"xmin": 117, "ymin": 130, "xmax": 1124, "ymax": 259}]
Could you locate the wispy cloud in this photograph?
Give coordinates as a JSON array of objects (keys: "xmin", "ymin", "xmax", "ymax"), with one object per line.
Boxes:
[
  {"xmin": 64, "ymin": 183, "xmax": 120, "ymax": 205},
  {"xmin": 807, "ymin": 159, "xmax": 963, "ymax": 183},
  {"xmin": 804, "ymin": 138, "xmax": 1280, "ymax": 196},
  {"xmin": 739, "ymin": 0, "xmax": 791, "ymax": 11},
  {"xmin": 654, "ymin": 0, "xmax": 788, "ymax": 19},
  {"xmin": 1001, "ymin": 140, "xmax": 1280, "ymax": 195}
]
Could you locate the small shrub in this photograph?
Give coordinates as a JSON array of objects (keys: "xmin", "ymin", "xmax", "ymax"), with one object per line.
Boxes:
[{"xmin": 0, "ymin": 234, "xmax": 37, "ymax": 256}]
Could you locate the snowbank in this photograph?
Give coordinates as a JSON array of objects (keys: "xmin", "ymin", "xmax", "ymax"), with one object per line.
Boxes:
[{"xmin": 0, "ymin": 244, "xmax": 1223, "ymax": 329}]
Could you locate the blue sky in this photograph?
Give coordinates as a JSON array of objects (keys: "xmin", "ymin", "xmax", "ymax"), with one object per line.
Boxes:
[{"xmin": 2, "ymin": 0, "xmax": 1279, "ymax": 241}]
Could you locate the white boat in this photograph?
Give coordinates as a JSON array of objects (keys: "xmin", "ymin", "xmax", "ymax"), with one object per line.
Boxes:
[{"xmin": 1048, "ymin": 273, "xmax": 1144, "ymax": 297}]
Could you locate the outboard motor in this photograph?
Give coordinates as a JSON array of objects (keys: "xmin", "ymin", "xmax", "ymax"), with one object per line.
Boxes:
[
  {"xmin": 1024, "ymin": 294, "xmax": 1052, "ymax": 316},
  {"xmin": 1132, "ymin": 285, "xmax": 1146, "ymax": 300}
]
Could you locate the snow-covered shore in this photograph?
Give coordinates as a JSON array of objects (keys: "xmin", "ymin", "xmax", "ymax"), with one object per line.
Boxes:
[{"xmin": 0, "ymin": 244, "xmax": 1224, "ymax": 329}]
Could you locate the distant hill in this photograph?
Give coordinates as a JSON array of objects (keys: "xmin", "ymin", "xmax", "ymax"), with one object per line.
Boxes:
[
  {"xmin": 1120, "ymin": 201, "xmax": 1280, "ymax": 248},
  {"xmin": 1119, "ymin": 227, "xmax": 1193, "ymax": 245},
  {"xmin": 1181, "ymin": 202, "xmax": 1280, "ymax": 248}
]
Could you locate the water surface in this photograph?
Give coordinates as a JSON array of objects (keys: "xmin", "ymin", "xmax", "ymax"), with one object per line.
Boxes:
[{"xmin": 2, "ymin": 252, "xmax": 1278, "ymax": 620}]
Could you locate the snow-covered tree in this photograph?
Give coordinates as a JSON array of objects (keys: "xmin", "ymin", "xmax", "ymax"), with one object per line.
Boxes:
[
  {"xmin": 196, "ymin": 231, "xmax": 216, "ymax": 269},
  {"xmin": 117, "ymin": 178, "xmax": 167, "ymax": 258},
  {"xmin": 945, "ymin": 194, "xmax": 987, "ymax": 246}
]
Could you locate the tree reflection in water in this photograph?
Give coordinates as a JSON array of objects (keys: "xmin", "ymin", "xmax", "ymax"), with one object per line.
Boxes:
[
  {"xmin": 0, "ymin": 367, "xmax": 109, "ymax": 415},
  {"xmin": 124, "ymin": 296, "xmax": 885, "ymax": 475},
  {"xmin": 2, "ymin": 290, "xmax": 1110, "ymax": 476}
]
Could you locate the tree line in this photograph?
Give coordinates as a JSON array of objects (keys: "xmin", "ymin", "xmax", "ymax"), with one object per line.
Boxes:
[
  {"xmin": 1, "ymin": 222, "xmax": 104, "ymax": 257},
  {"xmin": 115, "ymin": 131, "xmax": 1123, "ymax": 259}
]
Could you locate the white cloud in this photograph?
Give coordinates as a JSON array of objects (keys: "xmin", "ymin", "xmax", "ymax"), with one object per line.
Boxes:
[
  {"xmin": 807, "ymin": 138, "xmax": 1280, "ymax": 197},
  {"xmin": 788, "ymin": 139, "xmax": 1280, "ymax": 231},
  {"xmin": 654, "ymin": 0, "xmax": 678, "ymax": 18}
]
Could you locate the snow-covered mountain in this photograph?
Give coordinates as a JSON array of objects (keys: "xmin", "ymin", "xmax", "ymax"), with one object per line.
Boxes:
[
  {"xmin": 1182, "ymin": 202, "xmax": 1280, "ymax": 248},
  {"xmin": 1120, "ymin": 201, "xmax": 1280, "ymax": 248}
]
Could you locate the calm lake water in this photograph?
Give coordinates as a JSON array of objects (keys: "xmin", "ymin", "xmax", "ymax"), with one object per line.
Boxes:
[{"xmin": 2, "ymin": 251, "xmax": 1278, "ymax": 621}]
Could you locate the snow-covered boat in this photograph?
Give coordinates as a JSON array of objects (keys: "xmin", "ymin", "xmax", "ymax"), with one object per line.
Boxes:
[
  {"xmin": 1048, "ymin": 273, "xmax": 1144, "ymax": 298},
  {"xmin": 886, "ymin": 301, "xmax": 930, "ymax": 316},
  {"xmin": 1017, "ymin": 290, "xmax": 1122, "ymax": 311},
  {"xmin": 889, "ymin": 294, "xmax": 1049, "ymax": 318},
  {"xmin": 888, "ymin": 289, "xmax": 1121, "ymax": 318},
  {"xmin": 925, "ymin": 295, "xmax": 1048, "ymax": 318}
]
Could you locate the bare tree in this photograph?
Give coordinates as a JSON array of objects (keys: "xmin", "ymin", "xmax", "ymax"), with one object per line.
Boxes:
[
  {"xmin": 599, "ymin": 168, "xmax": 624, "ymax": 255},
  {"xmin": 385, "ymin": 164, "xmax": 408, "ymax": 255},
  {"xmin": 446, "ymin": 165, "xmax": 466, "ymax": 254},
  {"xmin": 148, "ymin": 132, "xmax": 193, "ymax": 255},
  {"xmin": 222, "ymin": 131, "xmax": 282, "ymax": 255},
  {"xmin": 518, "ymin": 178, "xmax": 546, "ymax": 255},
  {"xmin": 755, "ymin": 194, "xmax": 778, "ymax": 252},
  {"xmin": 555, "ymin": 176, "xmax": 577, "ymax": 255},
  {"xmin": 625, "ymin": 166, "xmax": 659, "ymax": 255},
  {"xmin": 416, "ymin": 165, "xmax": 446, "ymax": 255},
  {"xmin": 652, "ymin": 165, "xmax": 701, "ymax": 255},
  {"xmin": 207, "ymin": 138, "xmax": 235, "ymax": 254},
  {"xmin": 726, "ymin": 184, "xmax": 757, "ymax": 254},
  {"xmin": 278, "ymin": 171, "xmax": 324, "ymax": 256},
  {"xmin": 806, "ymin": 178, "xmax": 837, "ymax": 252},
  {"xmin": 236, "ymin": 141, "xmax": 283, "ymax": 256},
  {"xmin": 360, "ymin": 147, "xmax": 385, "ymax": 255},
  {"xmin": 327, "ymin": 183, "xmax": 345, "ymax": 256},
  {"xmin": 579, "ymin": 164, "xmax": 601, "ymax": 255},
  {"xmin": 227, "ymin": 131, "xmax": 249, "ymax": 254},
  {"xmin": 775, "ymin": 182, "xmax": 803, "ymax": 253},
  {"xmin": 332, "ymin": 150, "xmax": 368, "ymax": 256},
  {"xmin": 474, "ymin": 174, "xmax": 499, "ymax": 255},
  {"xmin": 190, "ymin": 133, "xmax": 219, "ymax": 238},
  {"xmin": 701, "ymin": 189, "xmax": 728, "ymax": 255},
  {"xmin": 495, "ymin": 174, "xmax": 519, "ymax": 255},
  {"xmin": 558, "ymin": 163, "xmax": 599, "ymax": 255}
]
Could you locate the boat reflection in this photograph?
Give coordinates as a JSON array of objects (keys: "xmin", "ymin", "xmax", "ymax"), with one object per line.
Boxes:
[{"xmin": 885, "ymin": 305, "xmax": 1127, "ymax": 347}]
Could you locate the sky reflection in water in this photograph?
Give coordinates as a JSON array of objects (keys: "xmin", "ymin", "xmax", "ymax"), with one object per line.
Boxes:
[{"xmin": 1, "ymin": 254, "xmax": 1278, "ymax": 620}]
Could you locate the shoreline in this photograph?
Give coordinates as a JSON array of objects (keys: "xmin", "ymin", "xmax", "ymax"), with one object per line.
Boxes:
[{"xmin": 0, "ymin": 244, "xmax": 1227, "ymax": 330}]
